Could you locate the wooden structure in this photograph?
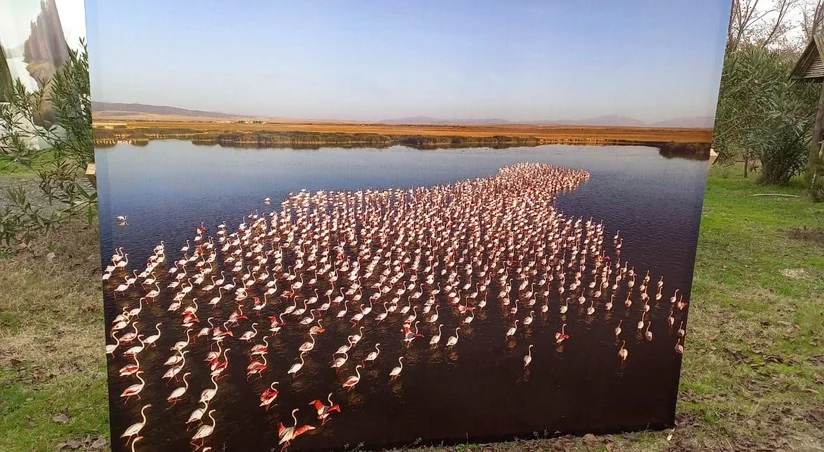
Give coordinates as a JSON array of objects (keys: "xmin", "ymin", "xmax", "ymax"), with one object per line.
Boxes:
[
  {"xmin": 709, "ymin": 148, "xmax": 719, "ymax": 166},
  {"xmin": 790, "ymin": 35, "xmax": 824, "ymax": 187},
  {"xmin": 790, "ymin": 35, "xmax": 824, "ymax": 80},
  {"xmin": 85, "ymin": 163, "xmax": 96, "ymax": 189}
]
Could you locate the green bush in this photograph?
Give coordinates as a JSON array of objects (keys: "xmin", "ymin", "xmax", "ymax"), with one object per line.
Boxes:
[
  {"xmin": 713, "ymin": 44, "xmax": 820, "ymax": 185},
  {"xmin": 0, "ymin": 42, "xmax": 94, "ymax": 248}
]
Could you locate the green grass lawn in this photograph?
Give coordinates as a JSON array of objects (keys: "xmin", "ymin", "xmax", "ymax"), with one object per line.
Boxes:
[
  {"xmin": 0, "ymin": 151, "xmax": 58, "ymax": 176},
  {"xmin": 0, "ymin": 165, "xmax": 821, "ymax": 451}
]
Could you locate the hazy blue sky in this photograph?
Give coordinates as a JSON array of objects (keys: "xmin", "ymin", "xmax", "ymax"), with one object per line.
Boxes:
[{"xmin": 85, "ymin": 0, "xmax": 731, "ymax": 123}]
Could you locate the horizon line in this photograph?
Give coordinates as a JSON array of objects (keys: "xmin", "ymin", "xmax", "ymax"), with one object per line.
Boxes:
[{"xmin": 90, "ymin": 100, "xmax": 716, "ymax": 127}]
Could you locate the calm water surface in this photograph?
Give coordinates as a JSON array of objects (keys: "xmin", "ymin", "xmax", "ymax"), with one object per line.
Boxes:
[{"xmin": 96, "ymin": 142, "xmax": 708, "ymax": 451}]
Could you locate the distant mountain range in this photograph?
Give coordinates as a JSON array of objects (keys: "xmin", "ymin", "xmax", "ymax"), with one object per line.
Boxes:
[
  {"xmin": 91, "ymin": 102, "xmax": 714, "ymax": 127},
  {"xmin": 381, "ymin": 116, "xmax": 515, "ymax": 125},
  {"xmin": 91, "ymin": 102, "xmax": 239, "ymax": 118}
]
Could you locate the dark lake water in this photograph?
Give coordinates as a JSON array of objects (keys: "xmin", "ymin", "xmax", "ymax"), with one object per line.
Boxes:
[{"xmin": 96, "ymin": 141, "xmax": 708, "ymax": 451}]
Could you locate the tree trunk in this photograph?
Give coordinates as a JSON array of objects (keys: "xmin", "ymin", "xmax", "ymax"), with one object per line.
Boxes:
[{"xmin": 807, "ymin": 82, "xmax": 824, "ymax": 191}]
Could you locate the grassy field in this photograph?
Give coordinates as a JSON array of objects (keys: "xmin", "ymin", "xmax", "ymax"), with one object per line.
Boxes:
[
  {"xmin": 0, "ymin": 165, "xmax": 822, "ymax": 451},
  {"xmin": 0, "ymin": 152, "xmax": 54, "ymax": 176},
  {"xmin": 92, "ymin": 117, "xmax": 713, "ymax": 144}
]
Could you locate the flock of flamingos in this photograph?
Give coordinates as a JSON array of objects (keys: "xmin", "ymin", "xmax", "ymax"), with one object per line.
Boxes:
[{"xmin": 103, "ymin": 163, "xmax": 689, "ymax": 451}]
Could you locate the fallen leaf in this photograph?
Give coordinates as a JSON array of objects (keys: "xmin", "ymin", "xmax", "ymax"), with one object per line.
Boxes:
[
  {"xmin": 55, "ymin": 438, "xmax": 82, "ymax": 450},
  {"xmin": 89, "ymin": 437, "xmax": 107, "ymax": 449},
  {"xmin": 583, "ymin": 433, "xmax": 597, "ymax": 444},
  {"xmin": 52, "ymin": 413, "xmax": 69, "ymax": 424},
  {"xmin": 813, "ymin": 373, "xmax": 824, "ymax": 385},
  {"xmin": 46, "ymin": 252, "xmax": 56, "ymax": 261},
  {"xmin": 604, "ymin": 443, "xmax": 614, "ymax": 452},
  {"xmin": 764, "ymin": 355, "xmax": 784, "ymax": 364}
]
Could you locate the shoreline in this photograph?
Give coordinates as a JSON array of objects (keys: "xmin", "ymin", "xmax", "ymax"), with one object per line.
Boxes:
[{"xmin": 93, "ymin": 126, "xmax": 712, "ymax": 159}]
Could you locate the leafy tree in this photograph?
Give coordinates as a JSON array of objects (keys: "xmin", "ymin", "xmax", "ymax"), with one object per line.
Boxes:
[
  {"xmin": 0, "ymin": 42, "xmax": 94, "ymax": 247},
  {"xmin": 713, "ymin": 44, "xmax": 820, "ymax": 184}
]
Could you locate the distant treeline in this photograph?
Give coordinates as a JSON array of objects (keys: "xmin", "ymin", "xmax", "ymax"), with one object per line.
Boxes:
[
  {"xmin": 92, "ymin": 127, "xmax": 710, "ymax": 158},
  {"xmin": 193, "ymin": 131, "xmax": 543, "ymax": 149},
  {"xmin": 654, "ymin": 142, "xmax": 711, "ymax": 160}
]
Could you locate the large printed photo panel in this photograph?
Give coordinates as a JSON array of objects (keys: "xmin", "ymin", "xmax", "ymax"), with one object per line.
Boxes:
[{"xmin": 88, "ymin": 1, "xmax": 731, "ymax": 450}]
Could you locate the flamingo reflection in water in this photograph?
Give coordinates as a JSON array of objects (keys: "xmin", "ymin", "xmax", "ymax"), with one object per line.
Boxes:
[{"xmin": 103, "ymin": 162, "xmax": 692, "ymax": 450}]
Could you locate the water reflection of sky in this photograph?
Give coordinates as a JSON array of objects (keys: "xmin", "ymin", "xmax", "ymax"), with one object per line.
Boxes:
[
  {"xmin": 97, "ymin": 142, "xmax": 708, "ymax": 292},
  {"xmin": 97, "ymin": 141, "xmax": 710, "ymax": 451}
]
